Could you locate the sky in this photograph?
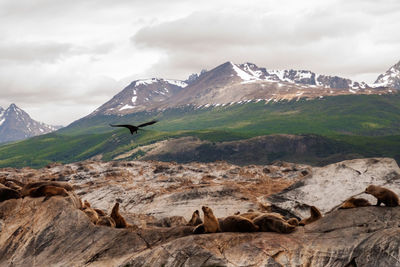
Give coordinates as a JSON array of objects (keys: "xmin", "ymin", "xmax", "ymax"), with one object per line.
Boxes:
[{"xmin": 0, "ymin": 0, "xmax": 399, "ymax": 125}]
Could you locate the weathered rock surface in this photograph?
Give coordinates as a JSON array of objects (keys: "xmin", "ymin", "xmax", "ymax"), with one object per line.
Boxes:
[
  {"xmin": 1, "ymin": 157, "xmax": 400, "ymax": 266},
  {"xmin": 1, "ymin": 196, "xmax": 400, "ymax": 266},
  {"xmin": 268, "ymin": 158, "xmax": 400, "ymax": 218},
  {"xmin": 1, "ymin": 160, "xmax": 306, "ymax": 221}
]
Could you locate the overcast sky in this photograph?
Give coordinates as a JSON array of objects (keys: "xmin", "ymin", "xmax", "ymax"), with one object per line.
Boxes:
[{"xmin": 0, "ymin": 0, "xmax": 399, "ymax": 125}]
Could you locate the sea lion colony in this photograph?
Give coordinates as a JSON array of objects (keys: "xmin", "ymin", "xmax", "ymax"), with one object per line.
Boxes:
[{"xmin": 0, "ymin": 176, "xmax": 398, "ymax": 234}]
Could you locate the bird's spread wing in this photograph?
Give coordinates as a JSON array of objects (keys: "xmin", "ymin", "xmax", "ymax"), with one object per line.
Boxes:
[
  {"xmin": 137, "ymin": 120, "xmax": 158, "ymax": 128},
  {"xmin": 109, "ymin": 124, "xmax": 138, "ymax": 134},
  {"xmin": 109, "ymin": 124, "xmax": 133, "ymax": 128}
]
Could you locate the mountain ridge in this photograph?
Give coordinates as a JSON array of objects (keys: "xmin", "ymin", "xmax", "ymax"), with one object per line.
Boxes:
[
  {"xmin": 0, "ymin": 103, "xmax": 60, "ymax": 143},
  {"xmin": 88, "ymin": 61, "xmax": 396, "ymax": 117}
]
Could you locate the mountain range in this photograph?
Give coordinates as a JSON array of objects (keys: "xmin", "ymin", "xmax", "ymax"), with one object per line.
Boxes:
[
  {"xmin": 0, "ymin": 104, "xmax": 60, "ymax": 143},
  {"xmin": 89, "ymin": 60, "xmax": 398, "ymax": 117}
]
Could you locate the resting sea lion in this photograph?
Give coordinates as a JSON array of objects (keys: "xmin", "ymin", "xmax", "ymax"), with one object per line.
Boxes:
[
  {"xmin": 299, "ymin": 206, "xmax": 322, "ymax": 226},
  {"xmin": 219, "ymin": 215, "xmax": 259, "ymax": 232}
]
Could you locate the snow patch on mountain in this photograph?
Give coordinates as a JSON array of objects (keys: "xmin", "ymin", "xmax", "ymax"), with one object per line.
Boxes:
[
  {"xmin": 120, "ymin": 104, "xmax": 135, "ymax": 111},
  {"xmin": 231, "ymin": 62, "xmax": 260, "ymax": 82},
  {"xmin": 135, "ymin": 79, "xmax": 157, "ymax": 87},
  {"xmin": 165, "ymin": 79, "xmax": 188, "ymax": 88}
]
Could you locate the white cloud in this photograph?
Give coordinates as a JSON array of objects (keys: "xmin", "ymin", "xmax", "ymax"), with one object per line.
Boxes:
[{"xmin": 132, "ymin": 0, "xmax": 400, "ymax": 82}]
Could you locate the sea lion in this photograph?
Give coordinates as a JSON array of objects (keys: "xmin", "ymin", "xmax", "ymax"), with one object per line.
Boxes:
[
  {"xmin": 193, "ymin": 206, "xmax": 220, "ymax": 234},
  {"xmin": 238, "ymin": 212, "xmax": 264, "ymax": 221},
  {"xmin": 219, "ymin": 215, "xmax": 259, "ymax": 232},
  {"xmin": 97, "ymin": 215, "xmax": 116, "ymax": 227},
  {"xmin": 187, "ymin": 210, "xmax": 203, "ymax": 226},
  {"xmin": 94, "ymin": 208, "xmax": 107, "ymax": 217},
  {"xmin": 365, "ymin": 185, "xmax": 399, "ymax": 207},
  {"xmin": 1, "ymin": 180, "xmax": 22, "ymax": 192},
  {"xmin": 111, "ymin": 202, "xmax": 130, "ymax": 228},
  {"xmin": 299, "ymin": 206, "xmax": 322, "ymax": 226},
  {"xmin": 253, "ymin": 214, "xmax": 296, "ymax": 234},
  {"xmin": 287, "ymin": 218, "xmax": 299, "ymax": 226},
  {"xmin": 0, "ymin": 178, "xmax": 24, "ymax": 187},
  {"xmin": 240, "ymin": 211, "xmax": 284, "ymax": 221},
  {"xmin": 201, "ymin": 206, "xmax": 220, "ymax": 233},
  {"xmin": 22, "ymin": 181, "xmax": 73, "ymax": 196},
  {"xmin": 83, "ymin": 200, "xmax": 91, "ymax": 208},
  {"xmin": 0, "ymin": 188, "xmax": 22, "ymax": 202},
  {"xmin": 339, "ymin": 197, "xmax": 371, "ymax": 209},
  {"xmin": 27, "ymin": 185, "xmax": 68, "ymax": 198},
  {"xmin": 83, "ymin": 207, "xmax": 99, "ymax": 224},
  {"xmin": 193, "ymin": 224, "xmax": 205, "ymax": 234}
]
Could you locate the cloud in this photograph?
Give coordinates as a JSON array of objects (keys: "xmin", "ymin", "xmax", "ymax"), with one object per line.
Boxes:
[
  {"xmin": 0, "ymin": 42, "xmax": 114, "ymax": 63},
  {"xmin": 131, "ymin": 1, "xmax": 400, "ymax": 82}
]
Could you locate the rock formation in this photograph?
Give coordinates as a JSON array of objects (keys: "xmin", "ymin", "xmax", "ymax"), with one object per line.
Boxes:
[{"xmin": 0, "ymin": 157, "xmax": 399, "ymax": 266}]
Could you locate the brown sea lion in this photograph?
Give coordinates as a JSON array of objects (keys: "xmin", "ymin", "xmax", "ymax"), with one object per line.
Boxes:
[
  {"xmin": 83, "ymin": 207, "xmax": 99, "ymax": 224},
  {"xmin": 193, "ymin": 206, "xmax": 220, "ymax": 234},
  {"xmin": 365, "ymin": 185, "xmax": 399, "ymax": 207},
  {"xmin": 339, "ymin": 197, "xmax": 371, "ymax": 209},
  {"xmin": 0, "ymin": 188, "xmax": 22, "ymax": 202},
  {"xmin": 27, "ymin": 185, "xmax": 68, "ymax": 198},
  {"xmin": 299, "ymin": 206, "xmax": 322, "ymax": 226},
  {"xmin": 201, "ymin": 206, "xmax": 220, "ymax": 233},
  {"xmin": 94, "ymin": 208, "xmax": 107, "ymax": 217},
  {"xmin": 22, "ymin": 181, "xmax": 73, "ymax": 196},
  {"xmin": 239, "ymin": 212, "xmax": 264, "ymax": 221},
  {"xmin": 287, "ymin": 218, "xmax": 299, "ymax": 226},
  {"xmin": 83, "ymin": 200, "xmax": 91, "ymax": 208},
  {"xmin": 0, "ymin": 178, "xmax": 24, "ymax": 187},
  {"xmin": 111, "ymin": 202, "xmax": 130, "ymax": 228},
  {"xmin": 187, "ymin": 210, "xmax": 203, "ymax": 226},
  {"xmin": 219, "ymin": 215, "xmax": 259, "ymax": 232},
  {"xmin": 1, "ymin": 180, "xmax": 22, "ymax": 192},
  {"xmin": 97, "ymin": 216, "xmax": 116, "ymax": 227},
  {"xmin": 253, "ymin": 214, "xmax": 296, "ymax": 234}
]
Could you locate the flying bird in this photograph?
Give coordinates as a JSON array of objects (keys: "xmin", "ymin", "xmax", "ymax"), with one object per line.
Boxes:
[{"xmin": 109, "ymin": 120, "xmax": 158, "ymax": 135}]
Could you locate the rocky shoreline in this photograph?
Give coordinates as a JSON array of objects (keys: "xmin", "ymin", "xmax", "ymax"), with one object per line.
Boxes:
[{"xmin": 1, "ymin": 157, "xmax": 400, "ymax": 266}]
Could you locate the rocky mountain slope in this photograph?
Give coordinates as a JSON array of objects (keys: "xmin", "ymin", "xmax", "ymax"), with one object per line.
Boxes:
[
  {"xmin": 0, "ymin": 103, "xmax": 60, "ymax": 143},
  {"xmin": 0, "ymin": 157, "xmax": 399, "ymax": 266},
  {"xmin": 89, "ymin": 78, "xmax": 187, "ymax": 116},
  {"xmin": 374, "ymin": 60, "xmax": 400, "ymax": 89},
  {"xmin": 89, "ymin": 61, "xmax": 396, "ymax": 116}
]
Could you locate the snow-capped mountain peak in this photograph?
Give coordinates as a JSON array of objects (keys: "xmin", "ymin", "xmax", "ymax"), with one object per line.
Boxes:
[
  {"xmin": 0, "ymin": 103, "xmax": 60, "ymax": 143},
  {"xmin": 373, "ymin": 60, "xmax": 400, "ymax": 89},
  {"xmin": 90, "ymin": 78, "xmax": 187, "ymax": 116}
]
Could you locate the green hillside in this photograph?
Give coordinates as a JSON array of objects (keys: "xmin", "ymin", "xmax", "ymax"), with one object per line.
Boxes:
[{"xmin": 1, "ymin": 94, "xmax": 399, "ymax": 168}]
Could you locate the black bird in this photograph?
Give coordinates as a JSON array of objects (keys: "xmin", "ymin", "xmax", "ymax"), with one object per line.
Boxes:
[{"xmin": 109, "ymin": 120, "xmax": 158, "ymax": 134}]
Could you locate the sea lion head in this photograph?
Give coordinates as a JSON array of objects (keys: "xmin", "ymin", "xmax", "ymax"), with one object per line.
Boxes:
[
  {"xmin": 365, "ymin": 185, "xmax": 376, "ymax": 194},
  {"xmin": 202, "ymin": 206, "xmax": 212, "ymax": 215}
]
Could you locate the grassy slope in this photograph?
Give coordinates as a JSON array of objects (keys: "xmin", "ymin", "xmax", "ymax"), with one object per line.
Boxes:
[{"xmin": 1, "ymin": 94, "xmax": 399, "ymax": 168}]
